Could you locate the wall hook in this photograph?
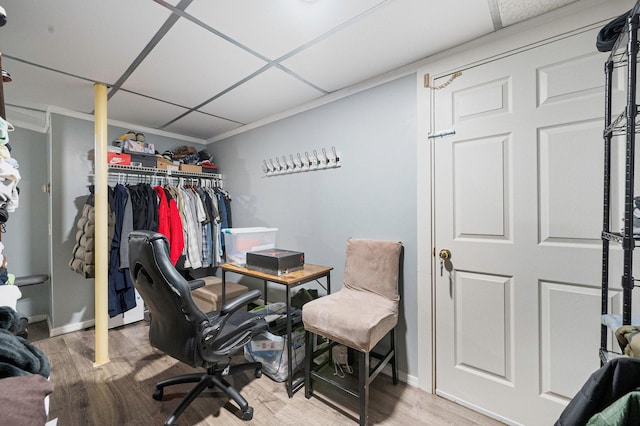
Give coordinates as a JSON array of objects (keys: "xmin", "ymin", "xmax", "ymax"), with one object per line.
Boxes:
[
  {"xmin": 297, "ymin": 153, "xmax": 306, "ymax": 170},
  {"xmin": 263, "ymin": 147, "xmax": 342, "ymax": 176}
]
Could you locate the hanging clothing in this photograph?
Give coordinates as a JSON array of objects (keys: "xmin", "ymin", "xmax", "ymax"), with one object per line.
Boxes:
[
  {"xmin": 128, "ymin": 183, "xmax": 158, "ymax": 231},
  {"xmin": 207, "ymin": 187, "xmax": 223, "ymax": 265},
  {"xmin": 108, "ymin": 184, "xmax": 136, "ymax": 317},
  {"xmin": 154, "ymin": 185, "xmax": 184, "ymax": 265},
  {"xmin": 119, "ymin": 186, "xmax": 134, "ymax": 269},
  {"xmin": 69, "ymin": 185, "xmax": 115, "ymax": 278},
  {"xmin": 217, "ymin": 189, "xmax": 229, "ymax": 250}
]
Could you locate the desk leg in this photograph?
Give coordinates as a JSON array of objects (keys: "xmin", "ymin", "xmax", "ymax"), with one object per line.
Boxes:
[
  {"xmin": 326, "ymin": 272, "xmax": 331, "ymax": 295},
  {"xmin": 221, "ymin": 270, "xmax": 227, "ymax": 306},
  {"xmin": 286, "ymin": 285, "xmax": 293, "ymax": 397},
  {"xmin": 263, "ymin": 280, "xmax": 268, "ymax": 304}
]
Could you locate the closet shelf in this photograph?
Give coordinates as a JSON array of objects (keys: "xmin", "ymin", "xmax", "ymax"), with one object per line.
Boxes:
[
  {"xmin": 108, "ymin": 164, "xmax": 221, "ymax": 180},
  {"xmin": 603, "ymin": 109, "xmax": 640, "ymax": 138}
]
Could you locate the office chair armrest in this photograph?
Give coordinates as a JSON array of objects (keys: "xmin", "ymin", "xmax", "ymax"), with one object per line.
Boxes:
[
  {"xmin": 188, "ymin": 279, "xmax": 205, "ymax": 291},
  {"xmin": 220, "ymin": 289, "xmax": 262, "ymax": 316}
]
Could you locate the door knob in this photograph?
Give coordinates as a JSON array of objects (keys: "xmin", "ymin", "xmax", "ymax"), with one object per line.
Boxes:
[{"xmin": 439, "ymin": 249, "xmax": 451, "ymax": 260}]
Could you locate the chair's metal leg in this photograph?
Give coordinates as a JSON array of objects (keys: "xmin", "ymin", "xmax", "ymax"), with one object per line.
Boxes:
[
  {"xmin": 359, "ymin": 351, "xmax": 370, "ymax": 426},
  {"xmin": 391, "ymin": 328, "xmax": 398, "ymax": 385},
  {"xmin": 210, "ymin": 375, "xmax": 254, "ymax": 420},
  {"xmin": 164, "ymin": 375, "xmax": 212, "ymax": 425},
  {"xmin": 156, "ymin": 373, "xmax": 204, "ymax": 390},
  {"xmin": 305, "ymin": 329, "xmax": 313, "ymax": 398}
]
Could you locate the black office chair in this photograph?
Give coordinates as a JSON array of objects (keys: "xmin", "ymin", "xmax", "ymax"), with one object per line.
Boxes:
[{"xmin": 128, "ymin": 230, "xmax": 267, "ymax": 426}]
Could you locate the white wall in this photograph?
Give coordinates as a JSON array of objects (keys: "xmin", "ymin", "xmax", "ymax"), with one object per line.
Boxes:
[{"xmin": 208, "ymin": 74, "xmax": 419, "ymax": 380}]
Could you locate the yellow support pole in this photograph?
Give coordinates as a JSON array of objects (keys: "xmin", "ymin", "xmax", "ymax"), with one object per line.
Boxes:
[{"xmin": 93, "ymin": 82, "xmax": 110, "ymax": 366}]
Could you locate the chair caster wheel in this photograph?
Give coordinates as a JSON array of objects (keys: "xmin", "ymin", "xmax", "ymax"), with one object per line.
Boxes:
[
  {"xmin": 254, "ymin": 368, "xmax": 262, "ymax": 378},
  {"xmin": 153, "ymin": 388, "xmax": 163, "ymax": 401},
  {"xmin": 240, "ymin": 406, "xmax": 253, "ymax": 420}
]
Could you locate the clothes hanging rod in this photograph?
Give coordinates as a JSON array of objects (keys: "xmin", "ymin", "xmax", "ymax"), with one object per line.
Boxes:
[{"xmin": 107, "ymin": 164, "xmax": 221, "ymax": 180}]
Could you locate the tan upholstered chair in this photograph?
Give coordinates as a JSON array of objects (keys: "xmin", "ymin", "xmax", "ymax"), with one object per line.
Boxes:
[{"xmin": 302, "ymin": 238, "xmax": 403, "ymax": 425}]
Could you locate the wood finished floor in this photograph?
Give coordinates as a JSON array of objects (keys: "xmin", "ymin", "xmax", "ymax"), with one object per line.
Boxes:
[{"xmin": 28, "ymin": 320, "xmax": 503, "ymax": 426}]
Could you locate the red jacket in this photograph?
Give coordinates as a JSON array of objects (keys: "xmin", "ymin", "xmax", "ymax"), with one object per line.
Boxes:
[{"xmin": 154, "ymin": 186, "xmax": 184, "ymax": 265}]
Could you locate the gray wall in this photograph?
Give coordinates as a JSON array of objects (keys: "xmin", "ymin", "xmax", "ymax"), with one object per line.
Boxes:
[
  {"xmin": 4, "ymin": 127, "xmax": 49, "ymax": 318},
  {"xmin": 49, "ymin": 113, "xmax": 205, "ymax": 330},
  {"xmin": 209, "ymin": 74, "xmax": 419, "ymax": 378}
]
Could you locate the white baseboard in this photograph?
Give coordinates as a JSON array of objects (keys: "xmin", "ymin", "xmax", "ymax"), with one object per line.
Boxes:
[
  {"xmin": 27, "ymin": 314, "xmax": 48, "ymax": 323},
  {"xmin": 49, "ymin": 318, "xmax": 95, "ymax": 337},
  {"xmin": 377, "ymin": 363, "xmax": 419, "ymax": 387}
]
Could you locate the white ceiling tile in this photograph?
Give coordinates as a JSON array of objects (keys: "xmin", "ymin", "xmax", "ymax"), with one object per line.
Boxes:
[
  {"xmin": 0, "ymin": 0, "xmax": 598, "ymax": 141},
  {"xmin": 498, "ymin": 0, "xmax": 579, "ymax": 27},
  {"xmin": 121, "ymin": 17, "xmax": 267, "ymax": 108},
  {"xmin": 199, "ymin": 67, "xmax": 324, "ymax": 124},
  {"xmin": 185, "ymin": 0, "xmax": 385, "ymax": 59},
  {"xmin": 3, "ymin": 58, "xmax": 95, "ymax": 113},
  {"xmin": 282, "ymin": 0, "xmax": 495, "ymax": 92},
  {"xmin": 163, "ymin": 110, "xmax": 243, "ymax": 140},
  {"xmin": 0, "ymin": 0, "xmax": 172, "ymax": 84},
  {"xmin": 108, "ymin": 91, "xmax": 190, "ymax": 129}
]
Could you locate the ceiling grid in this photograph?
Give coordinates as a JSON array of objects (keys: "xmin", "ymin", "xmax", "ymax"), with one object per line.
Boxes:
[{"xmin": 0, "ymin": 0, "xmax": 581, "ymax": 141}]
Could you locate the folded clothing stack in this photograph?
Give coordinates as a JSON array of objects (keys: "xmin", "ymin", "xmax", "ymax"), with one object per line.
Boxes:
[{"xmin": 0, "ymin": 306, "xmax": 49, "ymax": 378}]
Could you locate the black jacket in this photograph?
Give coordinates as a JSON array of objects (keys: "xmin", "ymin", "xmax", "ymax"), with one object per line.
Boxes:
[{"xmin": 556, "ymin": 357, "xmax": 640, "ymax": 425}]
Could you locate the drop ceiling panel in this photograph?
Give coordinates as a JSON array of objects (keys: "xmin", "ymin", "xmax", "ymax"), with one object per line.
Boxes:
[
  {"xmin": 108, "ymin": 91, "xmax": 190, "ymax": 129},
  {"xmin": 498, "ymin": 0, "xmax": 579, "ymax": 27},
  {"xmin": 0, "ymin": 0, "xmax": 171, "ymax": 84},
  {"xmin": 185, "ymin": 0, "xmax": 386, "ymax": 60},
  {"xmin": 0, "ymin": 0, "xmax": 600, "ymax": 141},
  {"xmin": 121, "ymin": 17, "xmax": 267, "ymax": 108},
  {"xmin": 199, "ymin": 67, "xmax": 324, "ymax": 124},
  {"xmin": 3, "ymin": 58, "xmax": 94, "ymax": 113},
  {"xmin": 163, "ymin": 110, "xmax": 243, "ymax": 140},
  {"xmin": 282, "ymin": 0, "xmax": 495, "ymax": 92}
]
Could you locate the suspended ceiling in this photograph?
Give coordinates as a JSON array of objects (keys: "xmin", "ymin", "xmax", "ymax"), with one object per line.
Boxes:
[{"xmin": 0, "ymin": 0, "xmax": 582, "ymax": 142}]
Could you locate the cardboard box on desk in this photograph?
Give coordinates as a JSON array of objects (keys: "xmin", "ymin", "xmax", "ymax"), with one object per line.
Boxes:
[{"xmin": 246, "ymin": 249, "xmax": 304, "ymax": 276}]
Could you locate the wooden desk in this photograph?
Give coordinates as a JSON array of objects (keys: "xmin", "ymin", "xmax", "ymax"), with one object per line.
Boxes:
[{"xmin": 219, "ymin": 263, "xmax": 333, "ymax": 397}]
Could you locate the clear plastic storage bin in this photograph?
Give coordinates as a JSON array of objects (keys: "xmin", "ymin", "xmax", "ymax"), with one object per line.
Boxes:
[
  {"xmin": 222, "ymin": 227, "xmax": 277, "ymax": 265},
  {"xmin": 244, "ymin": 303, "xmax": 305, "ymax": 382}
]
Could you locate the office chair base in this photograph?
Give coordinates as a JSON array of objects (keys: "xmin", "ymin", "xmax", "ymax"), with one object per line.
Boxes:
[{"xmin": 154, "ymin": 362, "xmax": 262, "ymax": 425}]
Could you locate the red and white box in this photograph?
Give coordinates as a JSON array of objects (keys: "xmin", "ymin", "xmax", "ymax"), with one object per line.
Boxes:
[{"xmin": 107, "ymin": 152, "xmax": 131, "ymax": 166}]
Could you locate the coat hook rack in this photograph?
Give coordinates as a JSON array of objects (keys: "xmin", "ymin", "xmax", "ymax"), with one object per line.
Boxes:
[{"xmin": 263, "ymin": 146, "xmax": 342, "ymax": 176}]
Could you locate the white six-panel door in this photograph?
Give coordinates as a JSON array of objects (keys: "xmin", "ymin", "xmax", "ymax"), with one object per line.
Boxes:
[{"xmin": 433, "ymin": 28, "xmax": 624, "ymax": 425}]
